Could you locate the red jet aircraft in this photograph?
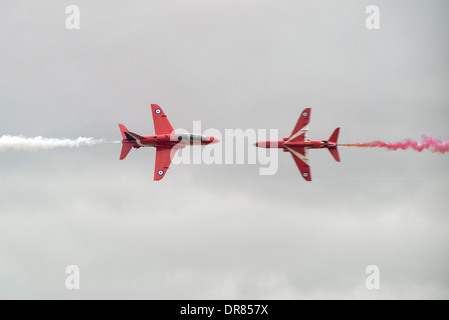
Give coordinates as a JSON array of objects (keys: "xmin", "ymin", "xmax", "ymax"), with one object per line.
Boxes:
[
  {"xmin": 254, "ymin": 108, "xmax": 340, "ymax": 181},
  {"xmin": 119, "ymin": 104, "xmax": 220, "ymax": 181}
]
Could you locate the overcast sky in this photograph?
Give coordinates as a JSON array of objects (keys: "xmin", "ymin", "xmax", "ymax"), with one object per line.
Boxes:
[{"xmin": 0, "ymin": 0, "xmax": 448, "ymax": 299}]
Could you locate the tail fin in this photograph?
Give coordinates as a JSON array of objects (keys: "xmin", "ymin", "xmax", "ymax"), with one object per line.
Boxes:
[{"xmin": 328, "ymin": 128, "xmax": 340, "ymax": 162}]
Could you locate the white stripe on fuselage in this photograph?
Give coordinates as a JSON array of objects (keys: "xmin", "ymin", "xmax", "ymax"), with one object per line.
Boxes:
[
  {"xmin": 127, "ymin": 133, "xmax": 152, "ymax": 147},
  {"xmin": 285, "ymin": 146, "xmax": 310, "ymax": 166},
  {"xmin": 287, "ymin": 124, "xmax": 309, "ymax": 143}
]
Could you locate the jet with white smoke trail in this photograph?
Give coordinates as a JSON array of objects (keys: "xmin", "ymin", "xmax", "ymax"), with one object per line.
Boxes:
[{"xmin": 0, "ymin": 135, "xmax": 104, "ymax": 151}]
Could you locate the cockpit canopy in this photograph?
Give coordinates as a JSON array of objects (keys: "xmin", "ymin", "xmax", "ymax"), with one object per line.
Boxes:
[{"xmin": 176, "ymin": 133, "xmax": 208, "ymax": 142}]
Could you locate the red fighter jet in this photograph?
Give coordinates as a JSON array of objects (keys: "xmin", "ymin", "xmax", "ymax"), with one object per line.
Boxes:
[
  {"xmin": 254, "ymin": 108, "xmax": 340, "ymax": 181},
  {"xmin": 119, "ymin": 104, "xmax": 220, "ymax": 181}
]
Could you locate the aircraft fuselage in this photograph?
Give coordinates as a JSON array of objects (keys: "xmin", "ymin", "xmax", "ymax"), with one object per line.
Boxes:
[
  {"xmin": 254, "ymin": 140, "xmax": 337, "ymax": 149},
  {"xmin": 123, "ymin": 133, "xmax": 219, "ymax": 149}
]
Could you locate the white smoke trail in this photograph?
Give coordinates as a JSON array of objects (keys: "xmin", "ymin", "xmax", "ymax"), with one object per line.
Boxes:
[{"xmin": 0, "ymin": 135, "xmax": 105, "ymax": 151}]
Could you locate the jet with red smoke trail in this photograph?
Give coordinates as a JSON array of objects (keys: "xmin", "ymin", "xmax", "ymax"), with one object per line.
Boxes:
[
  {"xmin": 341, "ymin": 136, "xmax": 449, "ymax": 154},
  {"xmin": 119, "ymin": 104, "xmax": 220, "ymax": 181},
  {"xmin": 254, "ymin": 108, "xmax": 340, "ymax": 181}
]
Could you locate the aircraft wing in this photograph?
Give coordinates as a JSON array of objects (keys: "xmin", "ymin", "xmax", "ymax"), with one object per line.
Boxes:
[
  {"xmin": 285, "ymin": 146, "xmax": 312, "ymax": 181},
  {"xmin": 287, "ymin": 108, "xmax": 311, "ymax": 143},
  {"xmin": 154, "ymin": 147, "xmax": 177, "ymax": 181},
  {"xmin": 151, "ymin": 104, "xmax": 175, "ymax": 135}
]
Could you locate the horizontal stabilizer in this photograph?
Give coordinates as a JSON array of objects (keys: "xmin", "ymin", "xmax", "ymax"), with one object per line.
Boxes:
[
  {"xmin": 120, "ymin": 143, "xmax": 133, "ymax": 160},
  {"xmin": 328, "ymin": 147, "xmax": 340, "ymax": 162},
  {"xmin": 328, "ymin": 128, "xmax": 340, "ymax": 144}
]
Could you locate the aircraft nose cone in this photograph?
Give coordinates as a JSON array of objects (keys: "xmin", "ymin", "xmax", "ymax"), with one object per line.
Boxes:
[
  {"xmin": 253, "ymin": 142, "xmax": 259, "ymax": 147},
  {"xmin": 213, "ymin": 137, "xmax": 220, "ymax": 143}
]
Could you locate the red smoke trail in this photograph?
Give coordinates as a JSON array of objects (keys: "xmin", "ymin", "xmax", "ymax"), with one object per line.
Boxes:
[{"xmin": 341, "ymin": 136, "xmax": 449, "ymax": 154}]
